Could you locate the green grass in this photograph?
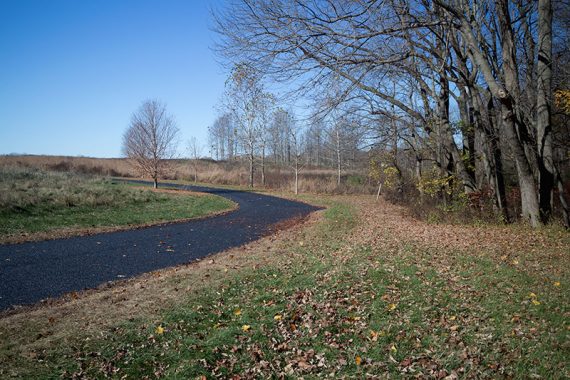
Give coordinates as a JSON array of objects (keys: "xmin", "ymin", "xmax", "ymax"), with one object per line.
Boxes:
[
  {"xmin": 1, "ymin": 195, "xmax": 568, "ymax": 378},
  {"xmin": 0, "ymin": 167, "xmax": 235, "ymax": 240}
]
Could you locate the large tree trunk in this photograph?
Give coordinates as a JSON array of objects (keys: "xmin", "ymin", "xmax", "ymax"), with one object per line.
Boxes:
[
  {"xmin": 473, "ymin": 86, "xmax": 509, "ymax": 220},
  {"xmin": 438, "ymin": 74, "xmax": 476, "ymax": 193},
  {"xmin": 497, "ymin": 0, "xmax": 541, "ymax": 227},
  {"xmin": 536, "ymin": 0, "xmax": 556, "ymax": 223},
  {"xmin": 501, "ymin": 102, "xmax": 541, "ymax": 226}
]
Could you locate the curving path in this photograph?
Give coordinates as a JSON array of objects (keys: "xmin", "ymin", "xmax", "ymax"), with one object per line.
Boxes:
[{"xmin": 0, "ymin": 182, "xmax": 320, "ymax": 311}]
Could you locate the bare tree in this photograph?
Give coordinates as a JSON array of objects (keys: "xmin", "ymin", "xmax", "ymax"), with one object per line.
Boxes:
[
  {"xmin": 258, "ymin": 92, "xmax": 275, "ymax": 187},
  {"xmin": 213, "ymin": 0, "xmax": 570, "ymax": 227},
  {"xmin": 122, "ymin": 99, "xmax": 179, "ymax": 188},
  {"xmin": 270, "ymin": 108, "xmax": 293, "ymax": 165},
  {"xmin": 224, "ymin": 63, "xmax": 265, "ymax": 187},
  {"xmin": 288, "ymin": 117, "xmax": 305, "ymax": 195},
  {"xmin": 208, "ymin": 112, "xmax": 235, "ymax": 161},
  {"xmin": 187, "ymin": 136, "xmax": 203, "ymax": 183}
]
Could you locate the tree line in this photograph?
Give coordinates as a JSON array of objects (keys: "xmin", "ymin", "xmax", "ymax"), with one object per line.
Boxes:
[
  {"xmin": 208, "ymin": 63, "xmax": 368, "ymax": 192},
  {"xmin": 212, "ymin": 0, "xmax": 570, "ymax": 227}
]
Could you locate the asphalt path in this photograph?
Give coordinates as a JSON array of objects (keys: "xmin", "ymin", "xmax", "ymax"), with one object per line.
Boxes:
[{"xmin": 0, "ymin": 181, "xmax": 320, "ymax": 311}]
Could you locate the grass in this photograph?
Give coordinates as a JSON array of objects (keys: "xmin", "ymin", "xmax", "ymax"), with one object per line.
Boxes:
[
  {"xmin": 0, "ymin": 167, "xmax": 235, "ymax": 243},
  {"xmin": 1, "ymin": 193, "xmax": 568, "ymax": 379},
  {"xmin": 0, "ymin": 154, "xmax": 375, "ymax": 195}
]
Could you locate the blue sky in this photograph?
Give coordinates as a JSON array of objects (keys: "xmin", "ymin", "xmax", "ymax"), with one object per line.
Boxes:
[{"xmin": 0, "ymin": 0, "xmax": 227, "ymax": 158}]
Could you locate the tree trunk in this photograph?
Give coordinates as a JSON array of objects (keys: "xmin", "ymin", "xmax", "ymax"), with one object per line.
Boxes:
[
  {"xmin": 336, "ymin": 128, "xmax": 341, "ymax": 186},
  {"xmin": 497, "ymin": 0, "xmax": 541, "ymax": 226},
  {"xmin": 294, "ymin": 164, "xmax": 299, "ymax": 195},
  {"xmin": 249, "ymin": 149, "xmax": 254, "ymax": 188},
  {"xmin": 376, "ymin": 181, "xmax": 382, "ymax": 201},
  {"xmin": 475, "ymin": 86, "xmax": 509, "ymax": 220},
  {"xmin": 438, "ymin": 73, "xmax": 476, "ymax": 193},
  {"xmin": 536, "ymin": 0, "xmax": 555, "ymax": 223},
  {"xmin": 153, "ymin": 177, "xmax": 158, "ymax": 189},
  {"xmin": 261, "ymin": 146, "xmax": 266, "ymax": 187},
  {"xmin": 502, "ymin": 103, "xmax": 541, "ymax": 226},
  {"xmin": 557, "ymin": 174, "xmax": 570, "ymax": 228}
]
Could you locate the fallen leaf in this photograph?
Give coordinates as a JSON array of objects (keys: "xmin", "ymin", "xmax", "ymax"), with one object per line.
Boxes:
[
  {"xmin": 369, "ymin": 330, "xmax": 379, "ymax": 341},
  {"xmin": 274, "ymin": 314, "xmax": 282, "ymax": 321},
  {"xmin": 242, "ymin": 324, "xmax": 251, "ymax": 332},
  {"xmin": 355, "ymin": 355, "xmax": 362, "ymax": 365}
]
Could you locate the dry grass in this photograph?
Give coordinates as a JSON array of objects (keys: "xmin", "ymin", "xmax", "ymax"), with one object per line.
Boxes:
[
  {"xmin": 0, "ymin": 155, "xmax": 133, "ymax": 177},
  {"xmin": 0, "ymin": 155, "xmax": 374, "ymax": 194}
]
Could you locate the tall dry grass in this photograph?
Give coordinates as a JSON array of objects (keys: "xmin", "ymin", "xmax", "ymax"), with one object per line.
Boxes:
[
  {"xmin": 0, "ymin": 155, "xmax": 132, "ymax": 177},
  {"xmin": 0, "ymin": 155, "xmax": 375, "ymax": 194}
]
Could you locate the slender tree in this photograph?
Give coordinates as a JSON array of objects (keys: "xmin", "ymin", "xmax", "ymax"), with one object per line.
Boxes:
[
  {"xmin": 187, "ymin": 136, "xmax": 203, "ymax": 183},
  {"xmin": 224, "ymin": 64, "xmax": 265, "ymax": 187}
]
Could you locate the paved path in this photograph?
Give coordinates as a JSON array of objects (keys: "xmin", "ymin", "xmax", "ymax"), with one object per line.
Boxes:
[{"xmin": 0, "ymin": 182, "xmax": 320, "ymax": 311}]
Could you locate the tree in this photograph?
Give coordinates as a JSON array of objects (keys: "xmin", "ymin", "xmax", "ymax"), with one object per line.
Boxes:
[
  {"xmin": 258, "ymin": 92, "xmax": 276, "ymax": 187},
  {"xmin": 187, "ymin": 136, "xmax": 203, "ymax": 183},
  {"xmin": 214, "ymin": 0, "xmax": 568, "ymax": 227},
  {"xmin": 270, "ymin": 108, "xmax": 293, "ymax": 165},
  {"xmin": 208, "ymin": 112, "xmax": 235, "ymax": 161},
  {"xmin": 122, "ymin": 99, "xmax": 179, "ymax": 188},
  {"xmin": 224, "ymin": 63, "xmax": 266, "ymax": 188}
]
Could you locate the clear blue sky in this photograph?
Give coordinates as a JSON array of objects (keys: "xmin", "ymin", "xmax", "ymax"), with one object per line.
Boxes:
[{"xmin": 0, "ymin": 0, "xmax": 227, "ymax": 158}]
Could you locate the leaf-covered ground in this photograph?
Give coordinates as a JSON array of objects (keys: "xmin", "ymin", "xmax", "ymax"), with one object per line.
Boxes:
[{"xmin": 1, "ymin": 195, "xmax": 568, "ymax": 379}]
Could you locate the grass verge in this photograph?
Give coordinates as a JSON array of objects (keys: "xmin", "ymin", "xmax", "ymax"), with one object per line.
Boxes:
[
  {"xmin": 0, "ymin": 195, "xmax": 568, "ymax": 379},
  {"xmin": 0, "ymin": 168, "xmax": 235, "ymax": 244}
]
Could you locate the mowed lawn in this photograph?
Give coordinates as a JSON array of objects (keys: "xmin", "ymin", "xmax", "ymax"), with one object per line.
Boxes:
[
  {"xmin": 0, "ymin": 193, "xmax": 568, "ymax": 379},
  {"xmin": 0, "ymin": 168, "xmax": 235, "ymax": 243}
]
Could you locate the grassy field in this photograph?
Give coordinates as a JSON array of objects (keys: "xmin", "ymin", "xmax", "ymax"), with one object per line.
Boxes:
[
  {"xmin": 0, "ymin": 168, "xmax": 235, "ymax": 243},
  {"xmin": 0, "ymin": 154, "xmax": 375, "ymax": 194},
  {"xmin": 0, "ymin": 193, "xmax": 567, "ymax": 379}
]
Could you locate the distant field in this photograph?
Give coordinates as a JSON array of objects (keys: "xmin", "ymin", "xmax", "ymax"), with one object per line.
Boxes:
[
  {"xmin": 0, "ymin": 167, "xmax": 235, "ymax": 243},
  {"xmin": 0, "ymin": 154, "xmax": 375, "ymax": 194}
]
